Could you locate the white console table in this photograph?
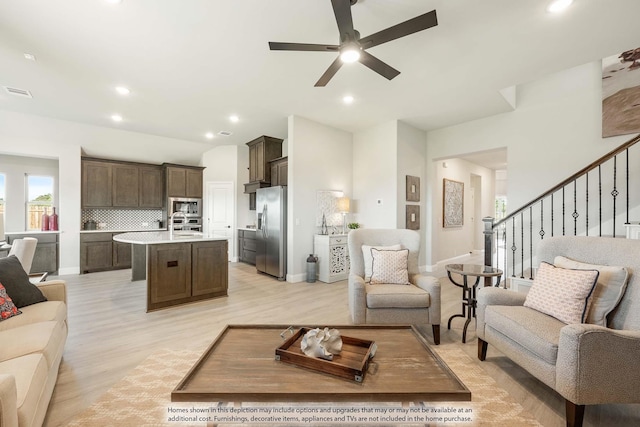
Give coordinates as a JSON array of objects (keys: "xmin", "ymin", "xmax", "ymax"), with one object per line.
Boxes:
[
  {"xmin": 314, "ymin": 234, "xmax": 350, "ymax": 283},
  {"xmin": 624, "ymin": 223, "xmax": 640, "ymax": 240}
]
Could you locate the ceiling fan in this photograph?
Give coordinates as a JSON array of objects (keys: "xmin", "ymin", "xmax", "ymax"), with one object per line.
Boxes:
[{"xmin": 268, "ymin": 0, "xmax": 438, "ymax": 87}]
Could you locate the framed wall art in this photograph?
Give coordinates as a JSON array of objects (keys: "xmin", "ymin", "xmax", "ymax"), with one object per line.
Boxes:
[
  {"xmin": 602, "ymin": 46, "xmax": 640, "ymax": 138},
  {"xmin": 406, "ymin": 205, "xmax": 420, "ymax": 230},
  {"xmin": 406, "ymin": 175, "xmax": 420, "ymax": 202},
  {"xmin": 443, "ymin": 178, "xmax": 464, "ymax": 228}
]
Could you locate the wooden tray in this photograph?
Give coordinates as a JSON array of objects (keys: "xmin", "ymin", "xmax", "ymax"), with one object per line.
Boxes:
[{"xmin": 275, "ymin": 327, "xmax": 376, "ymax": 382}]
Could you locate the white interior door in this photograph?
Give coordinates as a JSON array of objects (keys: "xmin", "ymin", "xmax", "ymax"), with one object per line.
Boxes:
[{"xmin": 206, "ymin": 181, "xmax": 234, "ymax": 261}]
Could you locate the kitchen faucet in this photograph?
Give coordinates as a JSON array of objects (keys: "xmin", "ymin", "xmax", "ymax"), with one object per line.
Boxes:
[{"xmin": 169, "ymin": 211, "xmax": 187, "ymax": 237}]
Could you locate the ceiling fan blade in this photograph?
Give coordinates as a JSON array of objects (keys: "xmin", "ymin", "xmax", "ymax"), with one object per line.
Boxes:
[
  {"xmin": 269, "ymin": 42, "xmax": 339, "ymax": 52},
  {"xmin": 315, "ymin": 57, "xmax": 343, "ymax": 87},
  {"xmin": 331, "ymin": 0, "xmax": 356, "ymax": 41},
  {"xmin": 359, "ymin": 10, "xmax": 438, "ymax": 49},
  {"xmin": 358, "ymin": 51, "xmax": 400, "ymax": 80}
]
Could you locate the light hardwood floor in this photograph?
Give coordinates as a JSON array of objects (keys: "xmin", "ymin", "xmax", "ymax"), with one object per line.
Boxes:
[{"xmin": 43, "ymin": 258, "xmax": 639, "ymax": 426}]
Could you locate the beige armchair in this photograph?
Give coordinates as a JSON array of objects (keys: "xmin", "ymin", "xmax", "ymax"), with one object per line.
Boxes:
[
  {"xmin": 347, "ymin": 228, "xmax": 441, "ymax": 344},
  {"xmin": 477, "ymin": 236, "xmax": 640, "ymax": 427}
]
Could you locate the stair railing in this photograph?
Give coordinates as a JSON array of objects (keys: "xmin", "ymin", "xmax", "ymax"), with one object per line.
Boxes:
[{"xmin": 484, "ymin": 133, "xmax": 640, "ymax": 282}]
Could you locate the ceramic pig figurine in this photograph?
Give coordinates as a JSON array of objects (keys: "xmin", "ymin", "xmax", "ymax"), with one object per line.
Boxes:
[{"xmin": 301, "ymin": 327, "xmax": 343, "ymax": 361}]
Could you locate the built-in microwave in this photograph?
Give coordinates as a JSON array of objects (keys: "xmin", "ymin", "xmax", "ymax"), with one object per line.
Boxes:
[{"xmin": 169, "ymin": 197, "xmax": 202, "ymax": 218}]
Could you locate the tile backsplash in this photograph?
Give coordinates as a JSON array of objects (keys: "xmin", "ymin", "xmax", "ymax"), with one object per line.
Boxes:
[{"xmin": 81, "ymin": 209, "xmax": 163, "ymax": 230}]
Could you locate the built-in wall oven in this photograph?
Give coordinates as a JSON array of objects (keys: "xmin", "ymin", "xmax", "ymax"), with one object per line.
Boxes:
[
  {"xmin": 168, "ymin": 197, "xmax": 202, "ymax": 231},
  {"xmin": 169, "ymin": 197, "xmax": 202, "ymax": 217}
]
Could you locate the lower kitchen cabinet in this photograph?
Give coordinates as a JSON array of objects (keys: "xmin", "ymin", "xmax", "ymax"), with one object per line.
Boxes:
[
  {"xmin": 80, "ymin": 232, "xmax": 131, "ymax": 273},
  {"xmin": 238, "ymin": 229, "xmax": 256, "ymax": 265},
  {"xmin": 147, "ymin": 240, "xmax": 228, "ymax": 311},
  {"xmin": 6, "ymin": 233, "xmax": 59, "ymax": 274},
  {"xmin": 313, "ymin": 234, "xmax": 350, "ymax": 283}
]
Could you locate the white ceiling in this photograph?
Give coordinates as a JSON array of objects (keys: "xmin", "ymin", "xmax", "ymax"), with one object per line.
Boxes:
[{"xmin": 1, "ymin": 0, "xmax": 640, "ymax": 166}]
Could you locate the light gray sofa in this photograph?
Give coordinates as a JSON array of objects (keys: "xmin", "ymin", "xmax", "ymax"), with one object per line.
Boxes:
[
  {"xmin": 347, "ymin": 228, "xmax": 441, "ymax": 344},
  {"xmin": 0, "ymin": 279, "xmax": 68, "ymax": 427},
  {"xmin": 477, "ymin": 236, "xmax": 640, "ymax": 427}
]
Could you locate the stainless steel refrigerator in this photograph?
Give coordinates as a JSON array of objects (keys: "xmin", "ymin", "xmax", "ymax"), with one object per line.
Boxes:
[{"xmin": 256, "ymin": 186, "xmax": 287, "ymax": 280}]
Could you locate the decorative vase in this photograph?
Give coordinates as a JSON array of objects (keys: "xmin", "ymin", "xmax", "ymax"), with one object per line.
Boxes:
[
  {"xmin": 321, "ymin": 213, "xmax": 328, "ymax": 235},
  {"xmin": 41, "ymin": 208, "xmax": 49, "ymax": 231},
  {"xmin": 49, "ymin": 207, "xmax": 59, "ymax": 231}
]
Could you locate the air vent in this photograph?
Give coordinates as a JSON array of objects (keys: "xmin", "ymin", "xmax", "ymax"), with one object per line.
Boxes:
[
  {"xmin": 218, "ymin": 131, "xmax": 232, "ymax": 136},
  {"xmin": 3, "ymin": 86, "xmax": 33, "ymax": 98}
]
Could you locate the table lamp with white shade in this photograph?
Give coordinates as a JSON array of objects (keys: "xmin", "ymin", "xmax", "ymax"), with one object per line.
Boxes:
[{"xmin": 337, "ymin": 197, "xmax": 350, "ymax": 235}]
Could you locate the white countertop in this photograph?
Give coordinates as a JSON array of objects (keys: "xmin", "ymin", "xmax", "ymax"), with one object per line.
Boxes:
[
  {"xmin": 6, "ymin": 231, "xmax": 60, "ymax": 235},
  {"xmin": 80, "ymin": 228, "xmax": 167, "ymax": 234},
  {"xmin": 238, "ymin": 228, "xmax": 257, "ymax": 232},
  {"xmin": 113, "ymin": 231, "xmax": 228, "ymax": 244}
]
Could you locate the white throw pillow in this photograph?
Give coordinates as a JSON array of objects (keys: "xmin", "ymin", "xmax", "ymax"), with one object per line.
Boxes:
[
  {"xmin": 362, "ymin": 244, "xmax": 402, "ymax": 282},
  {"xmin": 524, "ymin": 262, "xmax": 599, "ymax": 324},
  {"xmin": 370, "ymin": 249, "xmax": 410, "ymax": 285},
  {"xmin": 554, "ymin": 256, "xmax": 629, "ymax": 327}
]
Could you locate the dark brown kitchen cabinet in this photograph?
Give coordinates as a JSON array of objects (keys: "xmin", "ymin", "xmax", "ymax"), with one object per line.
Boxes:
[
  {"xmin": 112, "ymin": 164, "xmax": 140, "ymax": 207},
  {"xmin": 5, "ymin": 233, "xmax": 58, "ymax": 274},
  {"xmin": 139, "ymin": 166, "xmax": 163, "ymax": 208},
  {"xmin": 192, "ymin": 240, "xmax": 228, "ymax": 296},
  {"xmin": 113, "ymin": 240, "xmax": 132, "ymax": 268},
  {"xmin": 82, "ymin": 160, "xmax": 112, "ymax": 207},
  {"xmin": 147, "ymin": 243, "xmax": 192, "ymax": 305},
  {"xmin": 269, "ymin": 157, "xmax": 288, "ymax": 186},
  {"xmin": 82, "ymin": 158, "xmax": 164, "ymax": 209},
  {"xmin": 246, "ymin": 135, "xmax": 283, "ymax": 184},
  {"xmin": 238, "ymin": 229, "xmax": 256, "ymax": 265},
  {"xmin": 80, "ymin": 232, "xmax": 131, "ymax": 273},
  {"xmin": 164, "ymin": 165, "xmax": 204, "ymax": 198}
]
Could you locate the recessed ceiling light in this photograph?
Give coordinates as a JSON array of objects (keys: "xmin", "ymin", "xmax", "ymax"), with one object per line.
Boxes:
[
  {"xmin": 23, "ymin": 53, "xmax": 37, "ymax": 61},
  {"xmin": 547, "ymin": 0, "xmax": 573, "ymax": 13},
  {"xmin": 111, "ymin": 114, "xmax": 123, "ymax": 122},
  {"xmin": 205, "ymin": 132, "xmax": 214, "ymax": 139},
  {"xmin": 229, "ymin": 115, "xmax": 239, "ymax": 123},
  {"xmin": 343, "ymin": 95, "xmax": 354, "ymax": 104},
  {"xmin": 115, "ymin": 86, "xmax": 130, "ymax": 96}
]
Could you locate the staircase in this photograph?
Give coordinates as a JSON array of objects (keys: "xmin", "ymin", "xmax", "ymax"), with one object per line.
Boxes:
[{"xmin": 484, "ymin": 133, "xmax": 640, "ymax": 280}]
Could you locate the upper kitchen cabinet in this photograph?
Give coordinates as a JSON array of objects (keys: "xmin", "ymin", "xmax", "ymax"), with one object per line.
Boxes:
[
  {"xmin": 82, "ymin": 160, "xmax": 113, "ymax": 207},
  {"xmin": 269, "ymin": 157, "xmax": 288, "ymax": 186},
  {"xmin": 164, "ymin": 164, "xmax": 204, "ymax": 198},
  {"xmin": 247, "ymin": 136, "xmax": 283, "ymax": 184},
  {"xmin": 139, "ymin": 166, "xmax": 164, "ymax": 208},
  {"xmin": 81, "ymin": 158, "xmax": 164, "ymax": 209},
  {"xmin": 112, "ymin": 163, "xmax": 139, "ymax": 207}
]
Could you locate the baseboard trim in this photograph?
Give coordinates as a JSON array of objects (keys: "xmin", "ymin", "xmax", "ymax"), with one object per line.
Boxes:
[{"xmin": 287, "ymin": 273, "xmax": 306, "ymax": 283}]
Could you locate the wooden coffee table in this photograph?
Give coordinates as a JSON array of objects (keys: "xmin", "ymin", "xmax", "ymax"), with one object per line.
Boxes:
[{"xmin": 172, "ymin": 324, "xmax": 470, "ymax": 403}]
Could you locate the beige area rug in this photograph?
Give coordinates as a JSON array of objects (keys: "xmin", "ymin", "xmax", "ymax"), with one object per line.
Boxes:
[{"xmin": 66, "ymin": 347, "xmax": 541, "ymax": 427}]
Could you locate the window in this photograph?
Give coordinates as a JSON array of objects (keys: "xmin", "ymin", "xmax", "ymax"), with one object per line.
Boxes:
[{"xmin": 26, "ymin": 175, "xmax": 54, "ymax": 231}]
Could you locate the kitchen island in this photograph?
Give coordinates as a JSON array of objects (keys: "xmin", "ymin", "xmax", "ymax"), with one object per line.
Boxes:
[{"xmin": 114, "ymin": 231, "xmax": 228, "ymax": 311}]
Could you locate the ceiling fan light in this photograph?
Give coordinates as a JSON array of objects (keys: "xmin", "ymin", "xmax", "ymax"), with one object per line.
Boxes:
[
  {"xmin": 547, "ymin": 0, "xmax": 573, "ymax": 13},
  {"xmin": 340, "ymin": 48, "xmax": 360, "ymax": 63}
]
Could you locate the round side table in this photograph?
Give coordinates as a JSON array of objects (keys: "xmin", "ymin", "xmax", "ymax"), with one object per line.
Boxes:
[{"xmin": 446, "ymin": 264, "xmax": 503, "ymax": 343}]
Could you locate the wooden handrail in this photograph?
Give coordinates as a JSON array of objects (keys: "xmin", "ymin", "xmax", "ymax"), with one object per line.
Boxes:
[{"xmin": 493, "ymin": 133, "xmax": 640, "ymax": 229}]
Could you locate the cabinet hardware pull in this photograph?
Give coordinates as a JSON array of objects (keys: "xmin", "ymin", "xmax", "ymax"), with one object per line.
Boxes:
[{"xmin": 167, "ymin": 260, "xmax": 178, "ymax": 267}]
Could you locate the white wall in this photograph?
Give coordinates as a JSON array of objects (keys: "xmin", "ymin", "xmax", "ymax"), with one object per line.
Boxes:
[
  {"xmin": 432, "ymin": 158, "xmax": 494, "ymax": 265},
  {"xmin": 288, "ymin": 115, "xmax": 352, "ymax": 282},
  {"xmin": 352, "ymin": 121, "xmax": 397, "ymax": 228},
  {"xmin": 425, "ymin": 61, "xmax": 635, "ymax": 266}
]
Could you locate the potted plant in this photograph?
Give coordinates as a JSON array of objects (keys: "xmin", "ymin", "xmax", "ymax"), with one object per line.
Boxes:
[{"xmin": 347, "ymin": 222, "xmax": 360, "ymax": 230}]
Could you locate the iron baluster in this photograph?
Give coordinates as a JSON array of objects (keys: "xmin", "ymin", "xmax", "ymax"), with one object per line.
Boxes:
[
  {"xmin": 586, "ymin": 172, "xmax": 589, "ymax": 236},
  {"xmin": 562, "ymin": 187, "xmax": 566, "ymax": 236},
  {"xmin": 529, "ymin": 206, "xmax": 533, "ymax": 279},
  {"xmin": 511, "ymin": 217, "xmax": 516, "ymax": 277},
  {"xmin": 612, "ymin": 155, "xmax": 618, "ymax": 238},
  {"xmin": 572, "ymin": 180, "xmax": 579, "ymax": 236},
  {"xmin": 551, "ymin": 193, "xmax": 554, "ymax": 237},
  {"xmin": 539, "ymin": 199, "xmax": 545, "ymax": 240},
  {"xmin": 599, "ymin": 165, "xmax": 602, "ymax": 237},
  {"xmin": 626, "ymin": 148, "xmax": 629, "ymax": 225},
  {"xmin": 520, "ymin": 212, "xmax": 524, "ymax": 279}
]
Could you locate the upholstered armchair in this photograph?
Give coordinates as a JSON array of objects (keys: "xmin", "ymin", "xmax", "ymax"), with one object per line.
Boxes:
[
  {"xmin": 477, "ymin": 236, "xmax": 640, "ymax": 427},
  {"xmin": 347, "ymin": 228, "xmax": 441, "ymax": 344}
]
